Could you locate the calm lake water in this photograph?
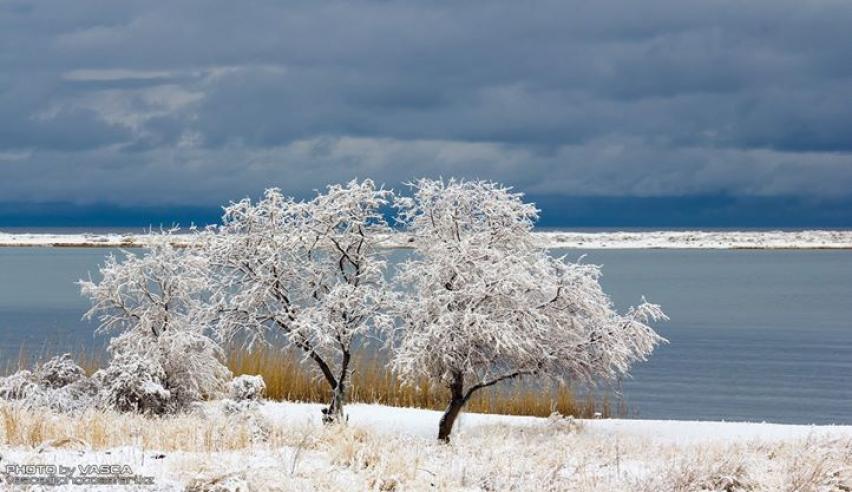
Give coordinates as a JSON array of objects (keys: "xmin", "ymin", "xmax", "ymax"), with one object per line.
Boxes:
[{"xmin": 0, "ymin": 247, "xmax": 850, "ymax": 425}]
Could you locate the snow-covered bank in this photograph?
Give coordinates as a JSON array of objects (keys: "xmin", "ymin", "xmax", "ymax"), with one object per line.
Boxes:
[
  {"xmin": 535, "ymin": 229, "xmax": 852, "ymax": 249},
  {"xmin": 3, "ymin": 229, "xmax": 852, "ymax": 249},
  {"xmin": 0, "ymin": 231, "xmax": 178, "ymax": 248},
  {"xmin": 1, "ymin": 401, "xmax": 849, "ymax": 490},
  {"xmin": 258, "ymin": 401, "xmax": 852, "ymax": 444}
]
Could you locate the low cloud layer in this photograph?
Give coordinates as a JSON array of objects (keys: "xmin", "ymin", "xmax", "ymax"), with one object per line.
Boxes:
[{"xmin": 2, "ymin": 0, "xmax": 851, "ymax": 207}]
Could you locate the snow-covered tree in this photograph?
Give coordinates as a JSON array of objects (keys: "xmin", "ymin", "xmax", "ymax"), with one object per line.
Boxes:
[
  {"xmin": 80, "ymin": 234, "xmax": 230, "ymax": 412},
  {"xmin": 391, "ymin": 179, "xmax": 667, "ymax": 441},
  {"xmin": 204, "ymin": 179, "xmax": 393, "ymax": 422}
]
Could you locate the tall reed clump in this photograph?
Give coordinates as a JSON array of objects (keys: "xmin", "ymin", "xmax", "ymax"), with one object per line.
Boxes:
[
  {"xmin": 226, "ymin": 346, "xmax": 622, "ymax": 418},
  {"xmin": 2, "ymin": 344, "xmax": 104, "ymax": 377}
]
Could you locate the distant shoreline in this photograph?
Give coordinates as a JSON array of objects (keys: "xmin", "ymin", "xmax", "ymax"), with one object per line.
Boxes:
[{"xmin": 2, "ymin": 230, "xmax": 852, "ymax": 249}]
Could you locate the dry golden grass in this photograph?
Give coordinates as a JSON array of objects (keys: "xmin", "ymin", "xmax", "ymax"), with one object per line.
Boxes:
[
  {"xmin": 0, "ymin": 403, "xmax": 287, "ymax": 451},
  {"xmin": 3, "ymin": 344, "xmax": 103, "ymax": 377},
  {"xmin": 226, "ymin": 346, "xmax": 622, "ymax": 419},
  {"xmin": 3, "ymin": 344, "xmax": 622, "ymax": 419},
  {"xmin": 1, "ymin": 402, "xmax": 848, "ymax": 491}
]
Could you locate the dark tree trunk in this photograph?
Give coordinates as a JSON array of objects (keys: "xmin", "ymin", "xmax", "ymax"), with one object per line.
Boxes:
[
  {"xmin": 438, "ymin": 372, "xmax": 465, "ymax": 442},
  {"xmin": 322, "ymin": 350, "xmax": 350, "ymax": 424},
  {"xmin": 437, "ymin": 397, "xmax": 466, "ymax": 442},
  {"xmin": 323, "ymin": 383, "xmax": 345, "ymax": 424}
]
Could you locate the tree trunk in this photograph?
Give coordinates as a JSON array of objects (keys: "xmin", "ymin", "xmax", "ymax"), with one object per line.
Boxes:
[
  {"xmin": 438, "ymin": 372, "xmax": 465, "ymax": 442},
  {"xmin": 437, "ymin": 397, "xmax": 466, "ymax": 442},
  {"xmin": 323, "ymin": 383, "xmax": 345, "ymax": 424},
  {"xmin": 322, "ymin": 351, "xmax": 350, "ymax": 424}
]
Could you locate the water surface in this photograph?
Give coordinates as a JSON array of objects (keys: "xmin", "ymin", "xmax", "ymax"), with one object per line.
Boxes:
[{"xmin": 0, "ymin": 247, "xmax": 849, "ymax": 424}]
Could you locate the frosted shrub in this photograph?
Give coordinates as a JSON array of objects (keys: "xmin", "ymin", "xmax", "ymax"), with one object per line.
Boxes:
[
  {"xmin": 101, "ymin": 331, "xmax": 231, "ymax": 411},
  {"xmin": 0, "ymin": 358, "xmax": 99, "ymax": 413},
  {"xmin": 152, "ymin": 330, "xmax": 231, "ymax": 405},
  {"xmin": 80, "ymin": 232, "xmax": 231, "ymax": 413},
  {"xmin": 228, "ymin": 375, "xmax": 266, "ymax": 402},
  {"xmin": 35, "ymin": 355, "xmax": 98, "ymax": 413},
  {"xmin": 56, "ymin": 377, "xmax": 100, "ymax": 411},
  {"xmin": 36, "ymin": 353, "xmax": 86, "ymax": 389},
  {"xmin": 94, "ymin": 332, "xmax": 231, "ymax": 414},
  {"xmin": 0, "ymin": 370, "xmax": 38, "ymax": 400},
  {"xmin": 94, "ymin": 352, "xmax": 173, "ymax": 414},
  {"xmin": 26, "ymin": 377, "xmax": 99, "ymax": 414}
]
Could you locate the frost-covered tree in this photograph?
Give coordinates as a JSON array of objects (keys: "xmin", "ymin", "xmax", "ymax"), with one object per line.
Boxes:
[
  {"xmin": 391, "ymin": 179, "xmax": 667, "ymax": 441},
  {"xmin": 204, "ymin": 179, "xmax": 393, "ymax": 422},
  {"xmin": 80, "ymin": 234, "xmax": 230, "ymax": 412}
]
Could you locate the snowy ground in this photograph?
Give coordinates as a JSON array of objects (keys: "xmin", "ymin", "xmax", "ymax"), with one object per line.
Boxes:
[
  {"xmin": 2, "ymin": 229, "xmax": 852, "ymax": 249},
  {"xmin": 258, "ymin": 402, "xmax": 852, "ymax": 444},
  {"xmin": 1, "ymin": 402, "xmax": 850, "ymax": 490}
]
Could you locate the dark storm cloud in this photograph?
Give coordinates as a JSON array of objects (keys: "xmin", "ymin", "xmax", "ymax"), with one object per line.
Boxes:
[{"xmin": 1, "ymin": 0, "xmax": 851, "ymax": 207}]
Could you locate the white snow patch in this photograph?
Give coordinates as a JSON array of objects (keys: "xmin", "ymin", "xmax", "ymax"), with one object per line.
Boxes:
[
  {"xmin": 583, "ymin": 417, "xmax": 852, "ymax": 444},
  {"xmin": 257, "ymin": 402, "xmax": 852, "ymax": 443}
]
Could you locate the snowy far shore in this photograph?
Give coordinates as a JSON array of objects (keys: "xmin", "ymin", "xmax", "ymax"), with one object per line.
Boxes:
[
  {"xmin": 2, "ymin": 229, "xmax": 852, "ymax": 249},
  {"xmin": 1, "ymin": 401, "xmax": 850, "ymax": 490}
]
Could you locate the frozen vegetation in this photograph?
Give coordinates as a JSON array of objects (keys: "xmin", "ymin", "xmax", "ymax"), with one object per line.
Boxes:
[
  {"xmin": 0, "ymin": 179, "xmax": 845, "ymax": 489},
  {"xmin": 0, "ymin": 401, "xmax": 849, "ymax": 490},
  {"xmin": 51, "ymin": 179, "xmax": 662, "ymax": 431},
  {"xmin": 391, "ymin": 179, "xmax": 664, "ymax": 440},
  {"xmin": 200, "ymin": 180, "xmax": 394, "ymax": 423}
]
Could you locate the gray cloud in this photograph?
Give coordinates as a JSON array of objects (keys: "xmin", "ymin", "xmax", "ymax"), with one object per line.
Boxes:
[{"xmin": 1, "ymin": 0, "xmax": 851, "ymax": 205}]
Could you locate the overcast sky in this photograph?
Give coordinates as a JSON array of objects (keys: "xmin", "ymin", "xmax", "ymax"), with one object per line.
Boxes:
[{"xmin": 1, "ymin": 1, "xmax": 851, "ymax": 224}]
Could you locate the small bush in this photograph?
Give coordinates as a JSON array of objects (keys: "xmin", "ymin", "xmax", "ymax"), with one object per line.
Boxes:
[
  {"xmin": 49, "ymin": 377, "xmax": 100, "ymax": 413},
  {"xmin": 0, "ymin": 359, "xmax": 99, "ymax": 414},
  {"xmin": 93, "ymin": 353, "xmax": 173, "ymax": 415},
  {"xmin": 228, "ymin": 374, "xmax": 266, "ymax": 402},
  {"xmin": 154, "ymin": 330, "xmax": 231, "ymax": 404},
  {"xmin": 98, "ymin": 329, "xmax": 230, "ymax": 414},
  {"xmin": 0, "ymin": 370, "xmax": 38, "ymax": 400},
  {"xmin": 35, "ymin": 353, "xmax": 86, "ymax": 389}
]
